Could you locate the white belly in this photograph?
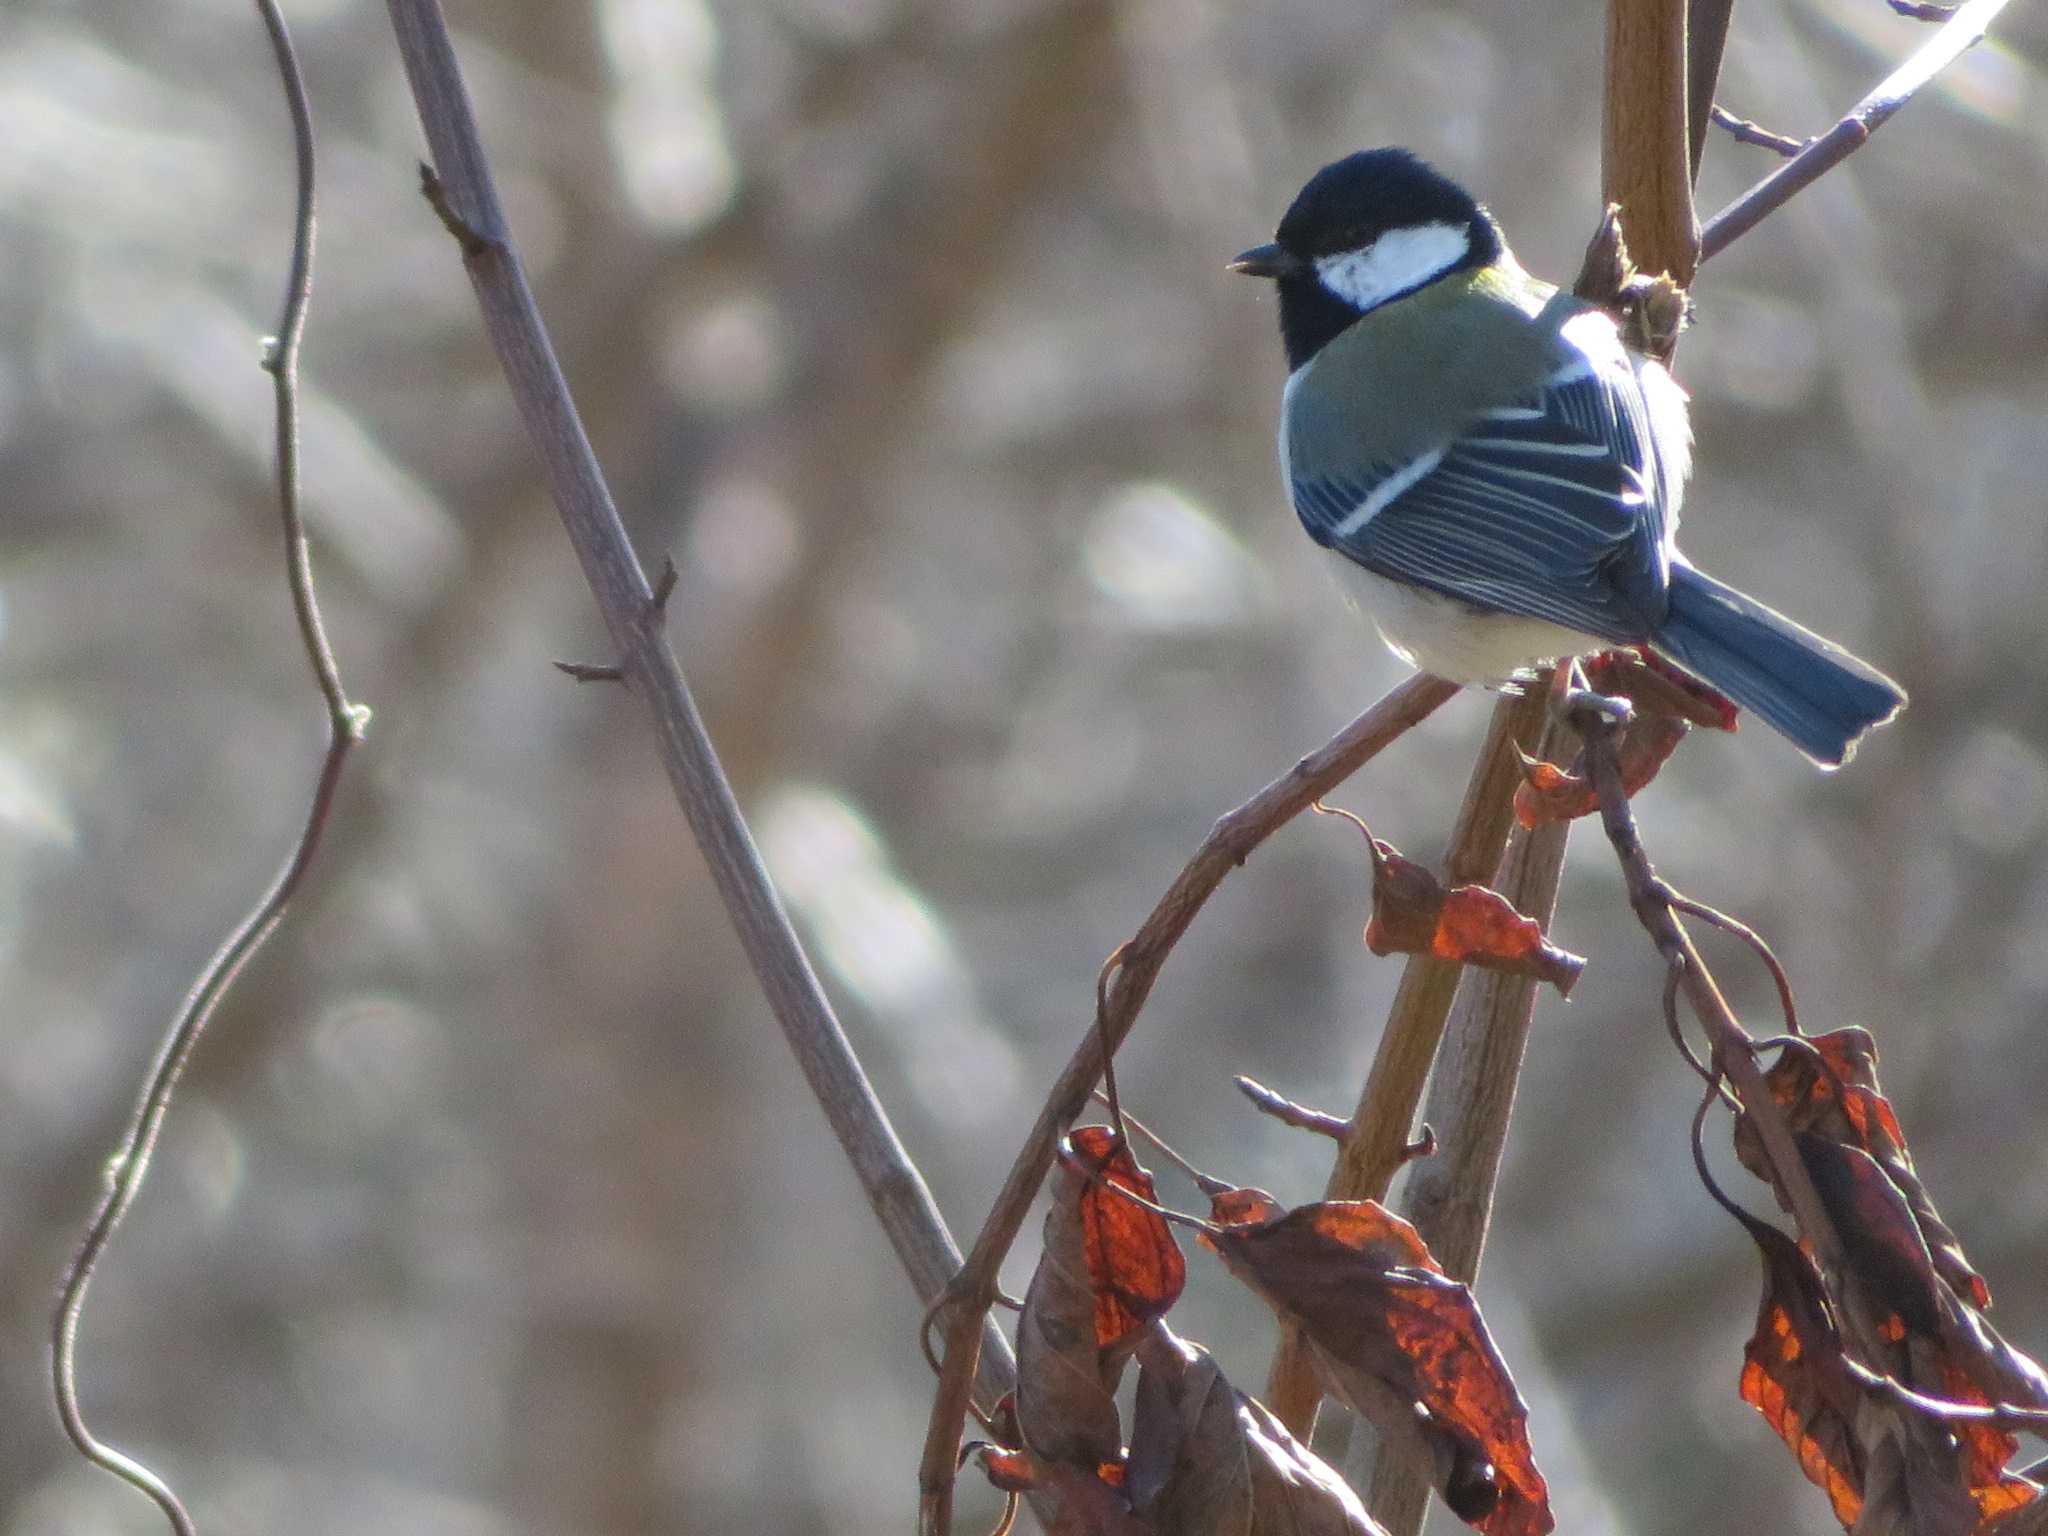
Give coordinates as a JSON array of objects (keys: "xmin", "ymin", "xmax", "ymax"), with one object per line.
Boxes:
[{"xmin": 1330, "ymin": 563, "xmax": 1605, "ymax": 686}]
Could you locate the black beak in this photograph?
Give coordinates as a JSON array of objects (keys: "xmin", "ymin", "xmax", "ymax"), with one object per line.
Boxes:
[{"xmin": 1228, "ymin": 242, "xmax": 1301, "ymax": 279}]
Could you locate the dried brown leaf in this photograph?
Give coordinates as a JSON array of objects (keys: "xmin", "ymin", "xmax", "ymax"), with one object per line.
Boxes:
[
  {"xmin": 1202, "ymin": 1197, "xmax": 1551, "ymax": 1536},
  {"xmin": 1363, "ymin": 838, "xmax": 1584, "ymax": 995},
  {"xmin": 1511, "ymin": 715, "xmax": 1690, "ymax": 828},
  {"xmin": 1737, "ymin": 1029, "xmax": 1990, "ymax": 1311},
  {"xmin": 1128, "ymin": 1328, "xmax": 1385, "ymax": 1536},
  {"xmin": 1016, "ymin": 1137, "xmax": 1132, "ymax": 1468},
  {"xmin": 1584, "ymin": 648, "xmax": 1738, "ymax": 731},
  {"xmin": 1738, "ymin": 1219, "xmax": 1868, "ymax": 1527},
  {"xmin": 1063, "ymin": 1126, "xmax": 1187, "ymax": 1358}
]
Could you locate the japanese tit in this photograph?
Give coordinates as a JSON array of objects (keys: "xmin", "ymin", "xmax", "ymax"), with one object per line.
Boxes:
[{"xmin": 1232, "ymin": 148, "xmax": 1905, "ymax": 767}]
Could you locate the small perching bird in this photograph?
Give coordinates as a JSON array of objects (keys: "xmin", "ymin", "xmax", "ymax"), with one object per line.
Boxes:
[{"xmin": 1232, "ymin": 147, "xmax": 1906, "ymax": 768}]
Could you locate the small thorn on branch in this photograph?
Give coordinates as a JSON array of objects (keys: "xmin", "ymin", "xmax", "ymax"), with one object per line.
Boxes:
[
  {"xmin": 1403, "ymin": 1124, "xmax": 1438, "ymax": 1165},
  {"xmin": 650, "ymin": 554, "xmax": 679, "ymax": 614},
  {"xmin": 418, "ymin": 163, "xmax": 494, "ymax": 259},
  {"xmin": 1235, "ymin": 1076, "xmax": 1350, "ymax": 1142},
  {"xmin": 554, "ymin": 557, "xmax": 680, "ymax": 684},
  {"xmin": 1710, "ymin": 104, "xmax": 1810, "ymax": 157},
  {"xmin": 1888, "ymin": 0, "xmax": 1960, "ymax": 18}
]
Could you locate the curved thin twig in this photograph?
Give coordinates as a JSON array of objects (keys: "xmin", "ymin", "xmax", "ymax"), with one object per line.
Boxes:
[
  {"xmin": 1090, "ymin": 1091, "xmax": 1224, "ymax": 1193},
  {"xmin": 1688, "ymin": 1064, "xmax": 1764, "ymax": 1230},
  {"xmin": 1094, "ymin": 946, "xmax": 1130, "ymax": 1147},
  {"xmin": 916, "ymin": 674, "xmax": 1458, "ymax": 1535},
  {"xmin": 1670, "ymin": 893, "xmax": 1803, "ymax": 1036},
  {"xmin": 1700, "ymin": 0, "xmax": 2017, "ymax": 261},
  {"xmin": 1709, "ymin": 103, "xmax": 1809, "ymax": 157},
  {"xmin": 51, "ymin": 7, "xmax": 369, "ymax": 1531},
  {"xmin": 1572, "ymin": 697, "xmax": 1907, "ymax": 1376}
]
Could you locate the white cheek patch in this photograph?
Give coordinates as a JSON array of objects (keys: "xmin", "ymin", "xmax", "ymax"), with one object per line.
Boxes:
[{"xmin": 1313, "ymin": 222, "xmax": 1471, "ymax": 314}]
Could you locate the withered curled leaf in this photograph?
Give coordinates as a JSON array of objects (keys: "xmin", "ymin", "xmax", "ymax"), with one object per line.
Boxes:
[
  {"xmin": 1127, "ymin": 1327, "xmax": 1386, "ymax": 1536},
  {"xmin": 1017, "ymin": 1128, "xmax": 1173, "ymax": 1470},
  {"xmin": 1201, "ymin": 1196, "xmax": 1552, "ymax": 1536},
  {"xmin": 1728, "ymin": 1041, "xmax": 2047, "ymax": 1530},
  {"xmin": 1362, "ymin": 838, "xmax": 1584, "ymax": 996},
  {"xmin": 1737, "ymin": 1218, "xmax": 1868, "ymax": 1527},
  {"xmin": 1511, "ymin": 715, "xmax": 1690, "ymax": 828},
  {"xmin": 1736, "ymin": 1029, "xmax": 1989, "ymax": 1311},
  {"xmin": 1064, "ymin": 1126, "xmax": 1187, "ymax": 1360}
]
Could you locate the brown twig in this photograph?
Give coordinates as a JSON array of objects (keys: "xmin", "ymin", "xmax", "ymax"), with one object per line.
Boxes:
[
  {"xmin": 1668, "ymin": 892, "xmax": 1802, "ymax": 1036},
  {"xmin": 1261, "ymin": 685, "xmax": 1549, "ymax": 1435},
  {"xmin": 51, "ymin": 6, "xmax": 369, "ymax": 1531},
  {"xmin": 1709, "ymin": 103, "xmax": 1809, "ymax": 157},
  {"xmin": 383, "ymin": 0, "xmax": 1021, "ymax": 1431},
  {"xmin": 916, "ymin": 674, "xmax": 1458, "ymax": 1535},
  {"xmin": 1234, "ymin": 1076, "xmax": 1353, "ymax": 1142},
  {"xmin": 1699, "ymin": 0, "xmax": 2017, "ymax": 261},
  {"xmin": 1574, "ymin": 699, "xmax": 1851, "ymax": 1279},
  {"xmin": 1090, "ymin": 1092, "xmax": 1222, "ymax": 1192}
]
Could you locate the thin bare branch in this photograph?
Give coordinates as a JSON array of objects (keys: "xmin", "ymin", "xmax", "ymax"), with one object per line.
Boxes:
[
  {"xmin": 1700, "ymin": 0, "xmax": 2017, "ymax": 260},
  {"xmin": 52, "ymin": 6, "xmax": 369, "ymax": 1531},
  {"xmin": 917, "ymin": 674, "xmax": 1458, "ymax": 1535},
  {"xmin": 1710, "ymin": 103, "xmax": 1809, "ymax": 156},
  {"xmin": 1234, "ymin": 1076, "xmax": 1352, "ymax": 1142},
  {"xmin": 382, "ymin": 0, "xmax": 1019, "ymax": 1432},
  {"xmin": 1668, "ymin": 891, "xmax": 1802, "ymax": 1036},
  {"xmin": 1091, "ymin": 1091, "xmax": 1222, "ymax": 1192}
]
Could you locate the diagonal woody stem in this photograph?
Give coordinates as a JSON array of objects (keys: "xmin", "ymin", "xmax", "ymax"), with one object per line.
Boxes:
[
  {"xmin": 918, "ymin": 675, "xmax": 1458, "ymax": 1535},
  {"xmin": 1699, "ymin": 0, "xmax": 2016, "ymax": 261}
]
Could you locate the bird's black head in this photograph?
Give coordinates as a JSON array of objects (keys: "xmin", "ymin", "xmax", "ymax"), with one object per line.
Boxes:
[{"xmin": 1231, "ymin": 148, "xmax": 1504, "ymax": 369}]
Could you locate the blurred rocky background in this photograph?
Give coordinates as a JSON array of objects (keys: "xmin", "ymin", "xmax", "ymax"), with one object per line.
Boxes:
[{"xmin": 4, "ymin": 1, "xmax": 2047, "ymax": 1532}]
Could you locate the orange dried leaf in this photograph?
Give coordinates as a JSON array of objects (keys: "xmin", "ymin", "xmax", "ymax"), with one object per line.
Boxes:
[
  {"xmin": 1209, "ymin": 1184, "xmax": 1287, "ymax": 1229},
  {"xmin": 1203, "ymin": 1197, "xmax": 1552, "ymax": 1536},
  {"xmin": 1364, "ymin": 839, "xmax": 1584, "ymax": 995},
  {"xmin": 1736, "ymin": 1029, "xmax": 1993, "ymax": 1313},
  {"xmin": 1734, "ymin": 1202, "xmax": 2045, "ymax": 1530},
  {"xmin": 1511, "ymin": 756, "xmax": 1594, "ymax": 828},
  {"xmin": 1017, "ymin": 1134, "xmax": 1141, "ymax": 1469},
  {"xmin": 1512, "ymin": 715, "xmax": 1689, "ymax": 828},
  {"xmin": 1937, "ymin": 1360, "xmax": 2041, "ymax": 1521},
  {"xmin": 1430, "ymin": 885, "xmax": 1585, "ymax": 995},
  {"xmin": 974, "ymin": 1441, "xmax": 1040, "ymax": 1494},
  {"xmin": 1801, "ymin": 1136, "xmax": 1943, "ymax": 1335},
  {"xmin": 1062, "ymin": 1126, "xmax": 1186, "ymax": 1357},
  {"xmin": 1738, "ymin": 1221, "xmax": 1866, "ymax": 1528}
]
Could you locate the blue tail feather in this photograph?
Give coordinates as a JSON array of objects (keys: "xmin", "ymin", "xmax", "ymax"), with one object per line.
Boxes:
[{"xmin": 1651, "ymin": 565, "xmax": 1906, "ymax": 768}]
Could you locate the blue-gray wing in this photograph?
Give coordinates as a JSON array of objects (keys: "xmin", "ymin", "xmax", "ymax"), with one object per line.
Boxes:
[{"xmin": 1291, "ymin": 326, "xmax": 1676, "ymax": 644}]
